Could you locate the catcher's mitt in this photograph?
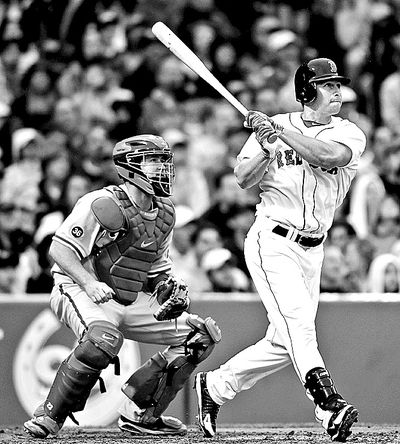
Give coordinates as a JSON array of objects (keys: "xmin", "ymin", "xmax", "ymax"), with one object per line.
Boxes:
[{"xmin": 153, "ymin": 276, "xmax": 190, "ymax": 321}]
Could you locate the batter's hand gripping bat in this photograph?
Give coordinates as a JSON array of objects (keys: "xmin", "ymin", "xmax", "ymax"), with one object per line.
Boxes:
[{"xmin": 151, "ymin": 21, "xmax": 278, "ymax": 143}]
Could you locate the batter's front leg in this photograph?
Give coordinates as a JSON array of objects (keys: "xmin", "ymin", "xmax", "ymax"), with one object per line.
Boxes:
[{"xmin": 206, "ymin": 328, "xmax": 291, "ymax": 405}]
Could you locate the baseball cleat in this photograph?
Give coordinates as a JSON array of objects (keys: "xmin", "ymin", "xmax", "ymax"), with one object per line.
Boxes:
[
  {"xmin": 194, "ymin": 372, "xmax": 221, "ymax": 437},
  {"xmin": 118, "ymin": 414, "xmax": 187, "ymax": 436},
  {"xmin": 327, "ymin": 404, "xmax": 358, "ymax": 442},
  {"xmin": 23, "ymin": 404, "xmax": 62, "ymax": 438},
  {"xmin": 315, "ymin": 403, "xmax": 358, "ymax": 442}
]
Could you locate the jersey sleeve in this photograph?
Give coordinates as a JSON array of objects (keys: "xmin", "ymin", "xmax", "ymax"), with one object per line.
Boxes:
[
  {"xmin": 52, "ymin": 191, "xmax": 103, "ymax": 260},
  {"xmin": 319, "ymin": 120, "xmax": 366, "ymax": 169},
  {"xmin": 237, "ymin": 133, "xmax": 263, "ymax": 161}
]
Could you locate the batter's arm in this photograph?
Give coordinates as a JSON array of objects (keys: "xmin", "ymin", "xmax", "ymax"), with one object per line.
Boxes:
[
  {"xmin": 49, "ymin": 240, "xmax": 115, "ymax": 304},
  {"xmin": 234, "ymin": 151, "xmax": 272, "ymax": 189},
  {"xmin": 278, "ymin": 130, "xmax": 352, "ymax": 169}
]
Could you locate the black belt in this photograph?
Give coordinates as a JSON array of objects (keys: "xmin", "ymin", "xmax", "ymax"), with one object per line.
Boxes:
[{"xmin": 272, "ymin": 225, "xmax": 324, "ymax": 248}]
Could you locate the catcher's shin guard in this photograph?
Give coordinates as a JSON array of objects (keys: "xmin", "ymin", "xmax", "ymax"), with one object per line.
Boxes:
[
  {"xmin": 122, "ymin": 352, "xmax": 196, "ymax": 418},
  {"xmin": 44, "ymin": 321, "xmax": 124, "ymax": 423},
  {"xmin": 44, "ymin": 359, "xmax": 100, "ymax": 423},
  {"xmin": 122, "ymin": 315, "xmax": 221, "ymax": 419}
]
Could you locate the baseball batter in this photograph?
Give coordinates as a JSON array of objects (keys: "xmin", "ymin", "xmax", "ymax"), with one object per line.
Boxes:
[
  {"xmin": 195, "ymin": 58, "xmax": 366, "ymax": 442},
  {"xmin": 23, "ymin": 134, "xmax": 221, "ymax": 438}
]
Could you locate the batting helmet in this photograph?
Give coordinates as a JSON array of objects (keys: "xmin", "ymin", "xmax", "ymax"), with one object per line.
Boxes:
[
  {"xmin": 294, "ymin": 58, "xmax": 350, "ymax": 104},
  {"xmin": 113, "ymin": 134, "xmax": 175, "ymax": 197}
]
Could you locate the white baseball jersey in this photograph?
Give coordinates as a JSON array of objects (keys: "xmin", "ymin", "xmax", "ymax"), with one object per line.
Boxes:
[{"xmin": 238, "ymin": 112, "xmax": 366, "ymax": 235}]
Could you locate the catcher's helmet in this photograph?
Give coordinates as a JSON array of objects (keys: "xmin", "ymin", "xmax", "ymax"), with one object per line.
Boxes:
[
  {"xmin": 294, "ymin": 58, "xmax": 350, "ymax": 104},
  {"xmin": 113, "ymin": 134, "xmax": 175, "ymax": 197}
]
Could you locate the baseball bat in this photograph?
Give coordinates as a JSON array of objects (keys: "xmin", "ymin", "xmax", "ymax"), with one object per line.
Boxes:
[
  {"xmin": 152, "ymin": 21, "xmax": 247, "ymax": 116},
  {"xmin": 151, "ymin": 21, "xmax": 278, "ymax": 143}
]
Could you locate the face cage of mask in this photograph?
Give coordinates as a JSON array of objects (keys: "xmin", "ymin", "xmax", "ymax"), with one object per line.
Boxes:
[{"xmin": 125, "ymin": 155, "xmax": 176, "ymax": 196}]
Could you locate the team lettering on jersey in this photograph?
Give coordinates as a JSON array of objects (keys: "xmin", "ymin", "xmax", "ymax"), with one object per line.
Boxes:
[{"xmin": 276, "ymin": 148, "xmax": 338, "ymax": 175}]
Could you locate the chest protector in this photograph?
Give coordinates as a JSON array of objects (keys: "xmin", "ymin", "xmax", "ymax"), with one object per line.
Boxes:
[{"xmin": 92, "ymin": 186, "xmax": 175, "ymax": 305}]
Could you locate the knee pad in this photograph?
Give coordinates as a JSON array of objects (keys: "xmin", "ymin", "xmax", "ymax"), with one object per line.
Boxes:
[
  {"xmin": 184, "ymin": 314, "xmax": 221, "ymax": 364},
  {"xmin": 74, "ymin": 320, "xmax": 124, "ymax": 371},
  {"xmin": 122, "ymin": 352, "xmax": 196, "ymax": 418}
]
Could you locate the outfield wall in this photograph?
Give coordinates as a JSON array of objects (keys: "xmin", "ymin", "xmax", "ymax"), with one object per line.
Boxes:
[{"xmin": 0, "ymin": 293, "xmax": 399, "ymax": 426}]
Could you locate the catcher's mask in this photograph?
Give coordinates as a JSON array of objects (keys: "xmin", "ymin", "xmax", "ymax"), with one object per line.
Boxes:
[
  {"xmin": 113, "ymin": 134, "xmax": 175, "ymax": 197},
  {"xmin": 294, "ymin": 58, "xmax": 350, "ymax": 105}
]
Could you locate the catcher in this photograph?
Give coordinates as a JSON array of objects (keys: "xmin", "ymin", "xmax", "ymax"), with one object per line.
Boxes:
[{"xmin": 24, "ymin": 134, "xmax": 221, "ymax": 438}]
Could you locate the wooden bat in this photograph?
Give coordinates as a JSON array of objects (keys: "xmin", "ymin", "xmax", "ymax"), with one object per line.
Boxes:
[{"xmin": 151, "ymin": 21, "xmax": 278, "ymax": 143}]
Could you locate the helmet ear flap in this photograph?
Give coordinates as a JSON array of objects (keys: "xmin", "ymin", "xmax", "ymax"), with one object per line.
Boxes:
[{"xmin": 295, "ymin": 63, "xmax": 317, "ymax": 104}]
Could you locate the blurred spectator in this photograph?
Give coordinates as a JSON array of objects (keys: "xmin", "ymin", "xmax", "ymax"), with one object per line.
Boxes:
[
  {"xmin": 0, "ymin": 127, "xmax": 44, "ymax": 204},
  {"xmin": 0, "ymin": 255, "xmax": 19, "ymax": 293},
  {"xmin": 34, "ymin": 173, "xmax": 94, "ymax": 247},
  {"xmin": 0, "ymin": 100, "xmax": 12, "ymax": 169},
  {"xmin": 320, "ymin": 245, "xmax": 353, "ymax": 293},
  {"xmin": 11, "ymin": 63, "xmax": 59, "ymax": 131},
  {"xmin": 377, "ymin": 140, "xmax": 400, "ymax": 202},
  {"xmin": 367, "ymin": 253, "xmax": 400, "ymax": 292},
  {"xmin": 210, "ymin": 40, "xmax": 242, "ymax": 89},
  {"xmin": 0, "ymin": 37, "xmax": 24, "ymax": 104},
  {"xmin": 197, "ymin": 169, "xmax": 246, "ymax": 237},
  {"xmin": 96, "ymin": 9, "xmax": 126, "ymax": 61},
  {"xmin": 326, "ymin": 219, "xmax": 357, "ymax": 253},
  {"xmin": 379, "ymin": 43, "xmax": 400, "ymax": 136},
  {"xmin": 79, "ymin": 124, "xmax": 116, "ymax": 187},
  {"xmin": 174, "ymin": 222, "xmax": 224, "ymax": 292},
  {"xmin": 337, "ymin": 85, "xmax": 374, "ymax": 144},
  {"xmin": 248, "ymin": 14, "xmax": 283, "ymax": 68},
  {"xmin": 225, "ymin": 127, "xmax": 250, "ymax": 169},
  {"xmin": 0, "ymin": 197, "xmax": 37, "ymax": 293},
  {"xmin": 56, "ymin": 61, "xmax": 83, "ymax": 99},
  {"xmin": 201, "ymin": 247, "xmax": 251, "ymax": 292},
  {"xmin": 344, "ymin": 237, "xmax": 376, "ymax": 292},
  {"xmin": 71, "ymin": 63, "xmax": 117, "ymax": 129},
  {"xmin": 108, "ymin": 89, "xmax": 138, "ymax": 141},
  {"xmin": 36, "ymin": 150, "xmax": 72, "ymax": 222},
  {"xmin": 371, "ymin": 195, "xmax": 400, "ymax": 257},
  {"xmin": 162, "ymin": 127, "xmax": 210, "ymax": 217},
  {"xmin": 347, "ymin": 163, "xmax": 386, "ymax": 239},
  {"xmin": 334, "ymin": 0, "xmax": 373, "ymax": 80},
  {"xmin": 364, "ymin": 0, "xmax": 400, "ymax": 125},
  {"xmin": 306, "ymin": 0, "xmax": 346, "ymax": 72},
  {"xmin": 268, "ymin": 29, "xmax": 304, "ymax": 112},
  {"xmin": 25, "ymin": 234, "xmax": 54, "ymax": 293},
  {"xmin": 253, "ymin": 86, "xmax": 281, "ymax": 117},
  {"xmin": 178, "ymin": 0, "xmax": 238, "ymax": 43},
  {"xmin": 224, "ymin": 203, "xmax": 255, "ymax": 276},
  {"xmin": 49, "ymin": 98, "xmax": 86, "ymax": 169},
  {"xmin": 170, "ymin": 205, "xmax": 198, "ymax": 262}
]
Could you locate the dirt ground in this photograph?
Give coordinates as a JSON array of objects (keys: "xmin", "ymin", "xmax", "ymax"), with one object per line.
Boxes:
[{"xmin": 1, "ymin": 424, "xmax": 400, "ymax": 444}]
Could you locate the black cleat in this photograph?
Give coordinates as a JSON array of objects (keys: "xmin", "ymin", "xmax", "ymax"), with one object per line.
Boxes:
[
  {"xmin": 118, "ymin": 414, "xmax": 187, "ymax": 436},
  {"xmin": 194, "ymin": 372, "xmax": 221, "ymax": 438},
  {"xmin": 327, "ymin": 404, "xmax": 359, "ymax": 442}
]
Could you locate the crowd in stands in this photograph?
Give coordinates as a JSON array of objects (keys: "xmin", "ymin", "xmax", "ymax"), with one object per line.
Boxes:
[{"xmin": 0, "ymin": 0, "xmax": 400, "ymax": 295}]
